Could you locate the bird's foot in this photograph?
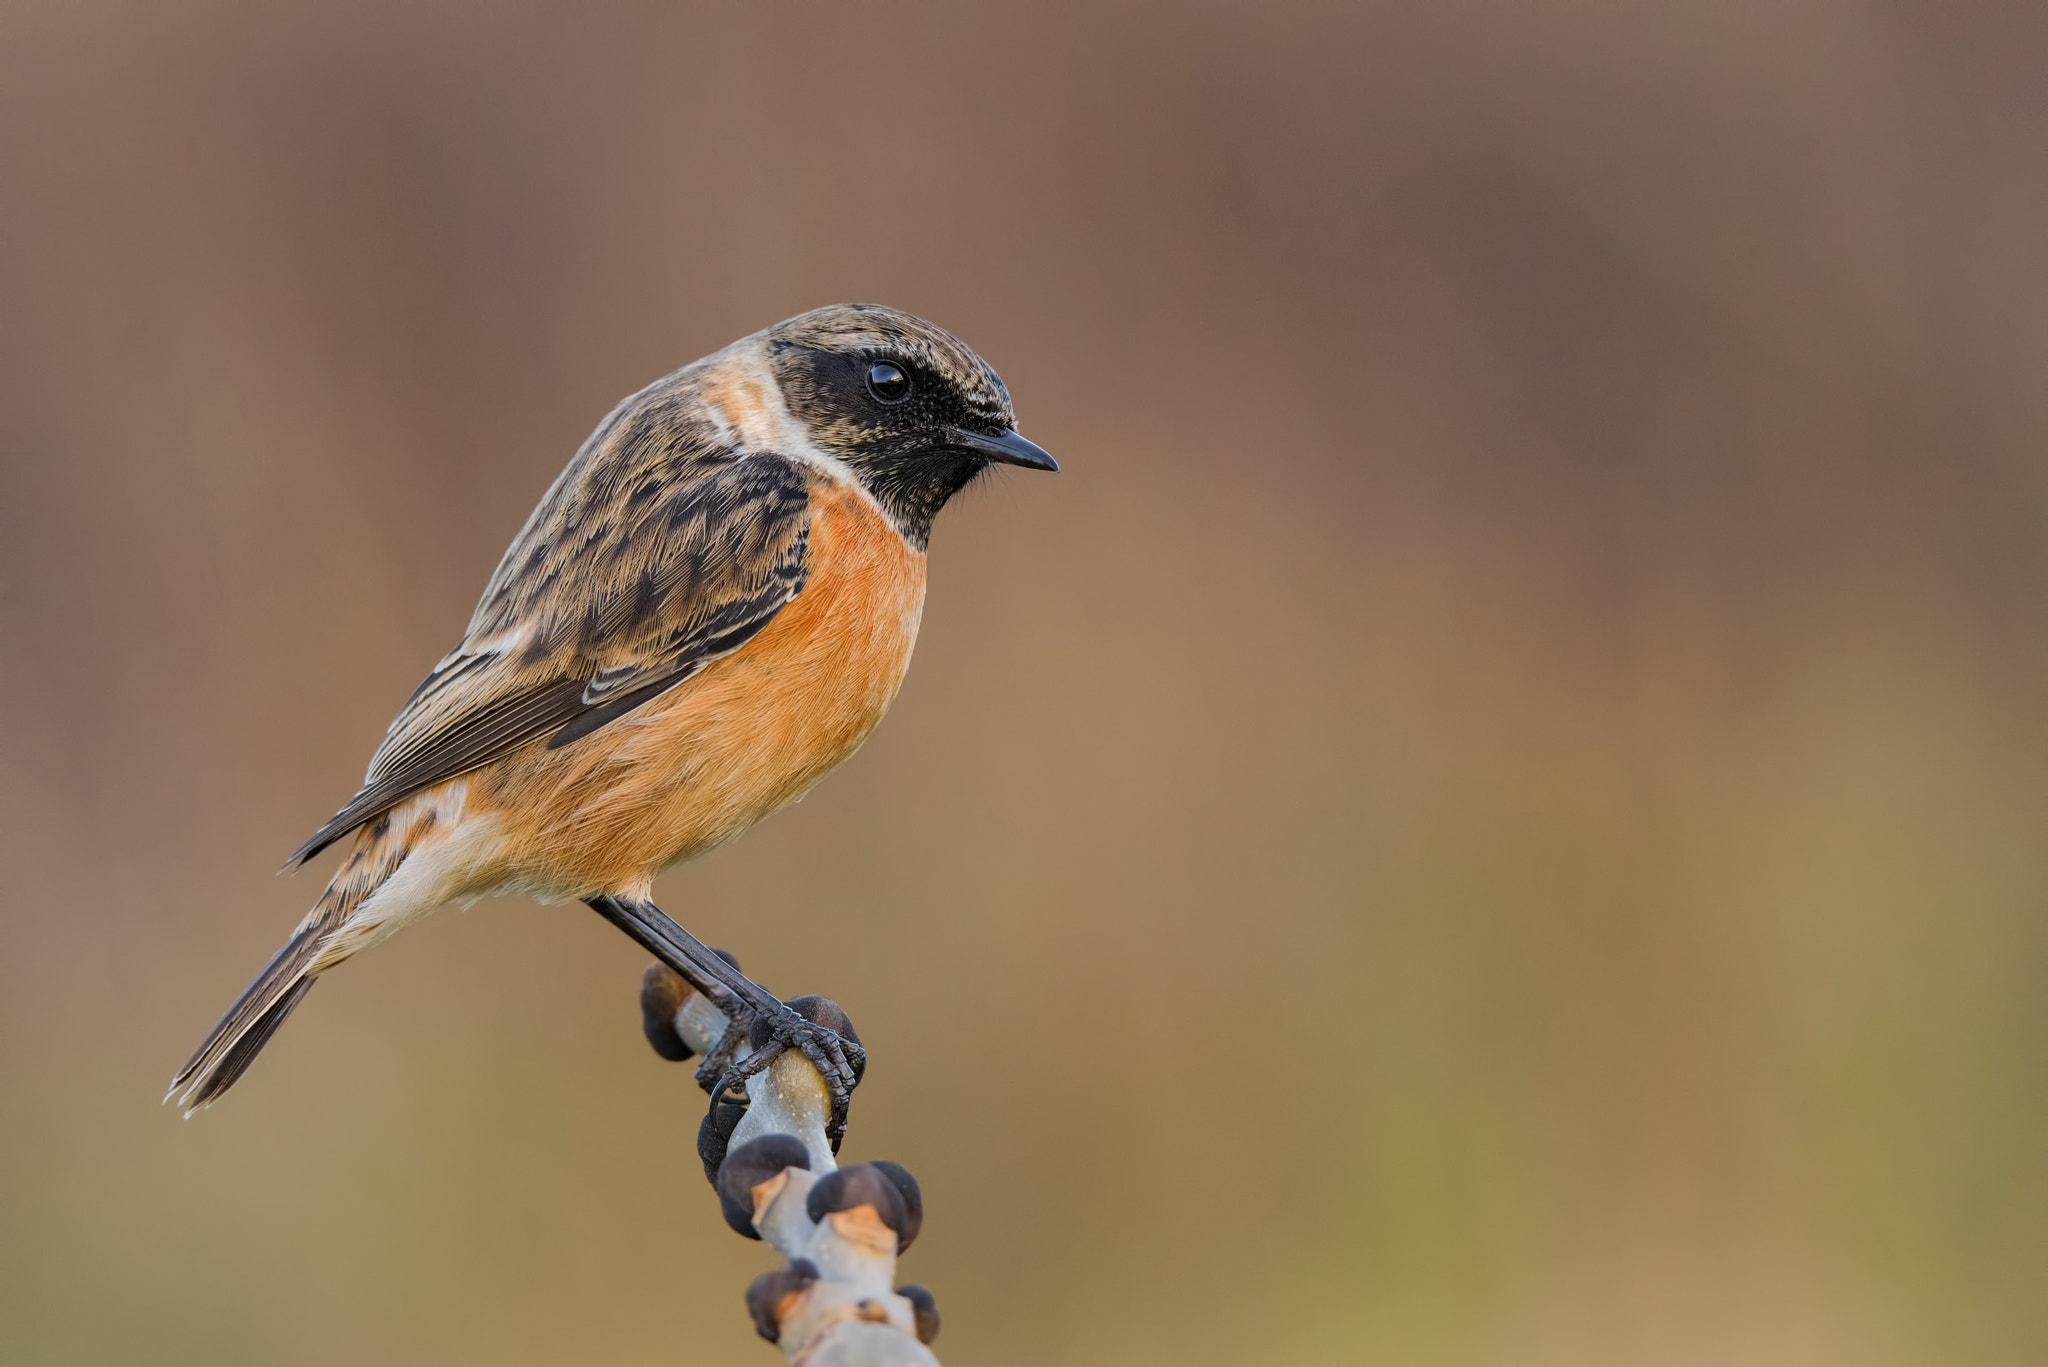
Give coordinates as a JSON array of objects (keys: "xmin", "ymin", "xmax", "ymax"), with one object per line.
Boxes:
[
  {"xmin": 690, "ymin": 1002, "xmax": 749, "ymax": 1093},
  {"xmin": 605, "ymin": 890, "xmax": 866, "ymax": 1148},
  {"xmin": 711, "ymin": 994, "xmax": 865, "ymax": 1150}
]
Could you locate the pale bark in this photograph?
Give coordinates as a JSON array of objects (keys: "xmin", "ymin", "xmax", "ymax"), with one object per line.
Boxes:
[{"xmin": 670, "ymin": 986, "xmax": 940, "ymax": 1365}]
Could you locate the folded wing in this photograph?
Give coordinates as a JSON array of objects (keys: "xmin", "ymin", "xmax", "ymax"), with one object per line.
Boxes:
[{"xmin": 287, "ymin": 438, "xmax": 811, "ymax": 868}]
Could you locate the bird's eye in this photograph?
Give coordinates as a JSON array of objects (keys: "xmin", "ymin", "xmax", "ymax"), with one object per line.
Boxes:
[{"xmin": 866, "ymin": 361, "xmax": 911, "ymax": 403}]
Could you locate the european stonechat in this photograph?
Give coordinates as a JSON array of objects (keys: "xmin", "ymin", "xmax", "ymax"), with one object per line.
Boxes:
[{"xmin": 169, "ymin": 304, "xmax": 1057, "ymax": 1138}]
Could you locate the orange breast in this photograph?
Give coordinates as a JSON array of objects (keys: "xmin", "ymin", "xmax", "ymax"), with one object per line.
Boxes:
[{"xmin": 476, "ymin": 474, "xmax": 927, "ymax": 895}]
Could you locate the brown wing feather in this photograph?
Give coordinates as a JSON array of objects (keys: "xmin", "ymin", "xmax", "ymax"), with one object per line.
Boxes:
[{"xmin": 287, "ymin": 379, "xmax": 813, "ymax": 868}]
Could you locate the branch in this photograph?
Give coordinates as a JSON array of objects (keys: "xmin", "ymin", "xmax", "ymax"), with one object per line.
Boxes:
[{"xmin": 642, "ymin": 964, "xmax": 943, "ymax": 1365}]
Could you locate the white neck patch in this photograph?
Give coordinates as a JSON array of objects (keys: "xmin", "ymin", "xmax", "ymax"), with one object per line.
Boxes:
[{"xmin": 702, "ymin": 336, "xmax": 908, "ymax": 536}]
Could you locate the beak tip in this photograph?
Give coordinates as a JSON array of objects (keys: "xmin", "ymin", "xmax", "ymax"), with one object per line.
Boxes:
[{"xmin": 953, "ymin": 426, "xmax": 1059, "ymax": 472}]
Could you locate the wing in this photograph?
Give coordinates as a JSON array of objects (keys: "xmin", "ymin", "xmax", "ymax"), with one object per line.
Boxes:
[{"xmin": 287, "ymin": 423, "xmax": 812, "ymax": 868}]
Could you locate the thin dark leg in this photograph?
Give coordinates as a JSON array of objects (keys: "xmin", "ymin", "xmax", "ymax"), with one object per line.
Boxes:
[
  {"xmin": 585, "ymin": 895, "xmax": 770, "ymax": 1016},
  {"xmin": 584, "ymin": 894, "xmax": 864, "ymax": 1145}
]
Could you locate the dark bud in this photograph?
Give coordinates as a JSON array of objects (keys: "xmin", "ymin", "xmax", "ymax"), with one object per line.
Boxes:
[
  {"xmin": 639, "ymin": 964, "xmax": 693, "ymax": 1061},
  {"xmin": 897, "ymin": 1284, "xmax": 940, "ymax": 1344},
  {"xmin": 716, "ymin": 1134, "xmax": 812, "ymax": 1239},
  {"xmin": 744, "ymin": 1259, "xmax": 820, "ymax": 1343},
  {"xmin": 696, "ymin": 1095, "xmax": 749, "ymax": 1184},
  {"xmin": 867, "ymin": 1160, "xmax": 924, "ymax": 1252},
  {"xmin": 639, "ymin": 949, "xmax": 741, "ymax": 1061},
  {"xmin": 804, "ymin": 1162, "xmax": 910, "ymax": 1250}
]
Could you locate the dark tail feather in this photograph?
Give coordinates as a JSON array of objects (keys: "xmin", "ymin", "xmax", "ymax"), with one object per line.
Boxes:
[
  {"xmin": 181, "ymin": 976, "xmax": 318, "ymax": 1109},
  {"xmin": 167, "ymin": 914, "xmax": 332, "ymax": 1114}
]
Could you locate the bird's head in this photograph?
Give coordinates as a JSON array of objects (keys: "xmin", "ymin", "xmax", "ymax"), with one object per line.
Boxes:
[{"xmin": 763, "ymin": 304, "xmax": 1057, "ymax": 548}]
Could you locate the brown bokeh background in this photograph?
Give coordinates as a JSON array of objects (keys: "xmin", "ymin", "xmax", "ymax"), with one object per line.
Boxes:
[{"xmin": 3, "ymin": 3, "xmax": 2046, "ymax": 1363}]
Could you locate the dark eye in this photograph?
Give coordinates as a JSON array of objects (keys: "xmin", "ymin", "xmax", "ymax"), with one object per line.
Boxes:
[{"xmin": 866, "ymin": 361, "xmax": 911, "ymax": 403}]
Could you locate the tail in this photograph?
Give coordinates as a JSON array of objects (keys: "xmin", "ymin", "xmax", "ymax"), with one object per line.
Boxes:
[
  {"xmin": 165, "ymin": 912, "xmax": 334, "ymax": 1114},
  {"xmin": 168, "ymin": 811, "xmax": 432, "ymax": 1114}
]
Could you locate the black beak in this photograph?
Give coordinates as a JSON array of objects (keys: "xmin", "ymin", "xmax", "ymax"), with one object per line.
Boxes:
[{"xmin": 949, "ymin": 427, "xmax": 1059, "ymax": 472}]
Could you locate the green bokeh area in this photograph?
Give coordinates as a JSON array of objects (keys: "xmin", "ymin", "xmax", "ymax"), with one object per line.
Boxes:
[{"xmin": 2, "ymin": 3, "xmax": 2045, "ymax": 1363}]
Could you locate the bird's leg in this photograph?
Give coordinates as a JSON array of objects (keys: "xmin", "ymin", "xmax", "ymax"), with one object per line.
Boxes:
[
  {"xmin": 584, "ymin": 895, "xmax": 865, "ymax": 1144},
  {"xmin": 585, "ymin": 894, "xmax": 765, "ymax": 1013},
  {"xmin": 586, "ymin": 894, "xmax": 762, "ymax": 1055}
]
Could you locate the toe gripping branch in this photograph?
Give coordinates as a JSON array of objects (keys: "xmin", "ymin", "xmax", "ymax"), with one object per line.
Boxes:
[
  {"xmin": 594, "ymin": 895, "xmax": 866, "ymax": 1146},
  {"xmin": 641, "ymin": 962, "xmax": 941, "ymax": 1366}
]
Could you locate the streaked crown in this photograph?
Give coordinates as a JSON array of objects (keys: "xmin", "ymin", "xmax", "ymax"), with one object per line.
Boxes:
[{"xmin": 766, "ymin": 304, "xmax": 1015, "ymax": 432}]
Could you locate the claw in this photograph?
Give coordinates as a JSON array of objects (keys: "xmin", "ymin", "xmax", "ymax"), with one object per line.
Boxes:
[
  {"xmin": 708, "ymin": 995, "xmax": 864, "ymax": 1150},
  {"xmin": 693, "ymin": 1001, "xmax": 754, "ymax": 1095},
  {"xmin": 710, "ymin": 1041, "xmax": 779, "ymax": 1108},
  {"xmin": 590, "ymin": 898, "xmax": 868, "ymax": 1150}
]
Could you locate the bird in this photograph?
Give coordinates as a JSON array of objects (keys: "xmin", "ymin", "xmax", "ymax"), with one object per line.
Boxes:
[{"xmin": 167, "ymin": 303, "xmax": 1057, "ymax": 1137}]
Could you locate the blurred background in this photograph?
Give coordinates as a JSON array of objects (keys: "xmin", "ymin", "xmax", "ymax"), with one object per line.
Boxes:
[{"xmin": 2, "ymin": 2, "xmax": 2045, "ymax": 1363}]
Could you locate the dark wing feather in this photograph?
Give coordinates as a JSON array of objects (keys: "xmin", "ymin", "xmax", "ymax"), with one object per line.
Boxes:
[{"xmin": 287, "ymin": 411, "xmax": 812, "ymax": 868}]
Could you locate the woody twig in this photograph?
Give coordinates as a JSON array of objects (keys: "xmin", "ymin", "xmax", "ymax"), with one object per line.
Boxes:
[{"xmin": 641, "ymin": 963, "xmax": 942, "ymax": 1366}]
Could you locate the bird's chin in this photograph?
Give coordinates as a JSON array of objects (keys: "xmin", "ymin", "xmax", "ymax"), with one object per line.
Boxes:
[{"xmin": 843, "ymin": 448, "xmax": 990, "ymax": 550}]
